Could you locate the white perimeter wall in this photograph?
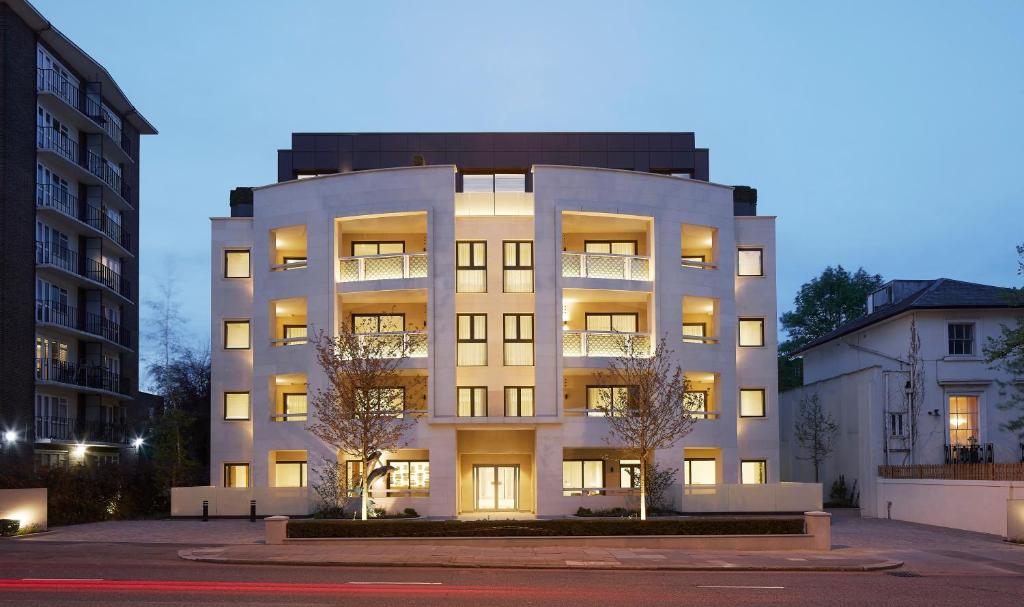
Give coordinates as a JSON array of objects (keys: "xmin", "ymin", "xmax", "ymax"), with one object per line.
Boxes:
[{"xmin": 877, "ymin": 479, "xmax": 1023, "ymax": 537}]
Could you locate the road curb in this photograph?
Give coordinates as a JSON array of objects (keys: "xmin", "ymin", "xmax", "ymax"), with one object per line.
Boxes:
[{"xmin": 177, "ymin": 549, "xmax": 904, "ymax": 572}]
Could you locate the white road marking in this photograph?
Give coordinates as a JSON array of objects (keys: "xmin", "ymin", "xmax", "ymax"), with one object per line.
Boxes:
[
  {"xmin": 696, "ymin": 581, "xmax": 782, "ymax": 585},
  {"xmin": 347, "ymin": 581, "xmax": 442, "ymax": 585}
]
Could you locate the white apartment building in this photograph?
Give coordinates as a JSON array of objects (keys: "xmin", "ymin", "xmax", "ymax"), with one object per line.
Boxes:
[{"xmin": 207, "ymin": 132, "xmax": 782, "ymax": 517}]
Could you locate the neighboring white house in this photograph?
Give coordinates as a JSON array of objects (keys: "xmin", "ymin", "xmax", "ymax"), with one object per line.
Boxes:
[{"xmin": 780, "ymin": 278, "xmax": 1023, "ymax": 533}]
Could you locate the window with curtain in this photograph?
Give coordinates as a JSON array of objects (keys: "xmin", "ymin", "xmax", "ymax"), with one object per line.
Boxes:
[
  {"xmin": 388, "ymin": 461, "xmax": 430, "ymax": 491},
  {"xmin": 274, "ymin": 460, "xmax": 307, "ymax": 487},
  {"xmin": 503, "ymin": 314, "xmax": 534, "ymax": 365},
  {"xmin": 503, "ymin": 241, "xmax": 533, "ymax": 292},
  {"xmin": 456, "ymin": 241, "xmax": 487, "ymax": 293},
  {"xmin": 283, "ymin": 393, "xmax": 307, "ymax": 421},
  {"xmin": 457, "ymin": 314, "xmax": 487, "ymax": 366},
  {"xmin": 360, "ymin": 387, "xmax": 405, "ymax": 417},
  {"xmin": 584, "ymin": 240, "xmax": 637, "ymax": 256},
  {"xmin": 684, "ymin": 390, "xmax": 709, "ymax": 417},
  {"xmin": 224, "ymin": 463, "xmax": 249, "ymax": 488},
  {"xmin": 457, "ymin": 387, "xmax": 487, "ymax": 417},
  {"xmin": 224, "ymin": 250, "xmax": 250, "ymax": 278},
  {"xmin": 737, "ymin": 248, "xmax": 763, "ymax": 276},
  {"xmin": 683, "ymin": 322, "xmax": 707, "ymax": 343},
  {"xmin": 619, "ymin": 460, "xmax": 641, "ymax": 489},
  {"xmin": 738, "ymin": 318, "xmax": 764, "ymax": 347},
  {"xmin": 586, "ymin": 386, "xmax": 633, "ymax": 416},
  {"xmin": 741, "ymin": 460, "xmax": 767, "ymax": 484},
  {"xmin": 504, "ymin": 386, "xmax": 534, "ymax": 417},
  {"xmin": 684, "ymin": 459, "xmax": 717, "ymax": 485},
  {"xmin": 948, "ymin": 395, "xmax": 979, "ymax": 445},
  {"xmin": 585, "ymin": 313, "xmax": 638, "ymax": 333},
  {"xmin": 223, "ymin": 392, "xmax": 250, "ymax": 420},
  {"xmin": 562, "ymin": 460, "xmax": 605, "ymax": 496},
  {"xmin": 224, "ymin": 320, "xmax": 250, "ymax": 349},
  {"xmin": 739, "ymin": 389, "xmax": 766, "ymax": 417},
  {"xmin": 352, "ymin": 241, "xmax": 405, "ymax": 256},
  {"xmin": 352, "ymin": 314, "xmax": 404, "ymax": 333}
]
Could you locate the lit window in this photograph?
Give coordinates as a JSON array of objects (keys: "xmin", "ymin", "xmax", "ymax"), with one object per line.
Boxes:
[
  {"xmin": 504, "ymin": 387, "xmax": 534, "ymax": 417},
  {"xmin": 224, "ymin": 463, "xmax": 249, "ymax": 488},
  {"xmin": 684, "ymin": 459, "xmax": 717, "ymax": 485},
  {"xmin": 738, "ymin": 318, "xmax": 764, "ymax": 347},
  {"xmin": 457, "ymin": 314, "xmax": 487, "ymax": 366},
  {"xmin": 456, "ymin": 241, "xmax": 487, "ymax": 293},
  {"xmin": 352, "ymin": 314, "xmax": 404, "ymax": 334},
  {"xmin": 503, "ymin": 241, "xmax": 533, "ymax": 293},
  {"xmin": 458, "ymin": 387, "xmax": 487, "ymax": 417},
  {"xmin": 283, "ymin": 324, "xmax": 307, "ymax": 343},
  {"xmin": 741, "ymin": 460, "xmax": 767, "ymax": 484},
  {"xmin": 224, "ymin": 392, "xmax": 250, "ymax": 420},
  {"xmin": 739, "ymin": 389, "xmax": 766, "ymax": 417},
  {"xmin": 360, "ymin": 387, "xmax": 405, "ymax": 417},
  {"xmin": 352, "ymin": 241, "xmax": 405, "ymax": 256},
  {"xmin": 683, "ymin": 322, "xmax": 707, "ymax": 344},
  {"xmin": 283, "ymin": 393, "xmax": 307, "ymax": 422},
  {"xmin": 388, "ymin": 460, "xmax": 430, "ymax": 491},
  {"xmin": 585, "ymin": 313, "xmax": 637, "ymax": 333},
  {"xmin": 224, "ymin": 320, "xmax": 250, "ymax": 349},
  {"xmin": 503, "ymin": 314, "xmax": 534, "ymax": 365},
  {"xmin": 684, "ymin": 390, "xmax": 709, "ymax": 418},
  {"xmin": 948, "ymin": 395, "xmax": 979, "ymax": 445},
  {"xmin": 584, "ymin": 241, "xmax": 637, "ymax": 256},
  {"xmin": 562, "ymin": 460, "xmax": 604, "ymax": 496},
  {"xmin": 737, "ymin": 248, "xmax": 763, "ymax": 276},
  {"xmin": 224, "ymin": 250, "xmax": 250, "ymax": 278},
  {"xmin": 586, "ymin": 386, "xmax": 632, "ymax": 416},
  {"xmin": 948, "ymin": 323, "xmax": 975, "ymax": 356},
  {"xmin": 619, "ymin": 460, "xmax": 641, "ymax": 489},
  {"xmin": 274, "ymin": 460, "xmax": 307, "ymax": 487}
]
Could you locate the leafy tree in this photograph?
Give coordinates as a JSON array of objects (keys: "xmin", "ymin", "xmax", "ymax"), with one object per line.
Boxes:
[
  {"xmin": 595, "ymin": 338, "xmax": 698, "ymax": 520},
  {"xmin": 794, "ymin": 393, "xmax": 839, "ymax": 483},
  {"xmin": 779, "ymin": 266, "xmax": 884, "ymax": 390},
  {"xmin": 985, "ymin": 244, "xmax": 1024, "ymax": 439}
]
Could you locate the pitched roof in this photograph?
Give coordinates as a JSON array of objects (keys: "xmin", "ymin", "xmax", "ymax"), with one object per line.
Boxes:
[{"xmin": 792, "ymin": 278, "xmax": 1020, "ymax": 355}]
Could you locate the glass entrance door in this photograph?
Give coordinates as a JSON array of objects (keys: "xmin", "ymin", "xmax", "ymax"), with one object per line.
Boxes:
[{"xmin": 473, "ymin": 465, "xmax": 519, "ymax": 511}]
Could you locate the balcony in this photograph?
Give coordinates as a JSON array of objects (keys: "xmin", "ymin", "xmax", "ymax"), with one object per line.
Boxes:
[
  {"xmin": 945, "ymin": 443, "xmax": 994, "ymax": 464},
  {"xmin": 35, "ymin": 242, "xmax": 132, "ymax": 302},
  {"xmin": 338, "ymin": 252, "xmax": 427, "ymax": 282},
  {"xmin": 270, "ymin": 297, "xmax": 308, "ymax": 347},
  {"xmin": 562, "ymin": 331, "xmax": 651, "ymax": 358},
  {"xmin": 270, "ymin": 225, "xmax": 308, "ymax": 271},
  {"xmin": 681, "ymin": 223, "xmax": 717, "ymax": 270},
  {"xmin": 37, "ymin": 69, "xmax": 132, "ymax": 157},
  {"xmin": 37, "ymin": 127, "xmax": 132, "ymax": 207},
  {"xmin": 36, "ymin": 300, "xmax": 133, "ymax": 349},
  {"xmin": 36, "ymin": 184, "xmax": 133, "ymax": 253},
  {"xmin": 35, "ymin": 358, "xmax": 131, "ymax": 397},
  {"xmin": 562, "ymin": 252, "xmax": 650, "ymax": 281},
  {"xmin": 682, "ymin": 296, "xmax": 719, "ymax": 345},
  {"xmin": 562, "ymin": 288, "xmax": 651, "ymax": 358},
  {"xmin": 35, "ymin": 415, "xmax": 130, "ymax": 445}
]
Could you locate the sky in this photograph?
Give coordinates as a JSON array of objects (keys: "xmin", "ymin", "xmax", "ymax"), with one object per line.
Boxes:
[{"xmin": 33, "ymin": 0, "xmax": 1024, "ymax": 373}]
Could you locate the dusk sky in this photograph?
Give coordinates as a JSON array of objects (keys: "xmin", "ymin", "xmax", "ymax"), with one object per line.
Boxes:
[{"xmin": 33, "ymin": 0, "xmax": 1024, "ymax": 371}]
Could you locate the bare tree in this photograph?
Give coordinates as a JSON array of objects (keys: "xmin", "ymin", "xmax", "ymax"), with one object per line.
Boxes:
[
  {"xmin": 144, "ymin": 266, "xmax": 186, "ymax": 374},
  {"xmin": 794, "ymin": 393, "xmax": 839, "ymax": 482},
  {"xmin": 595, "ymin": 338, "xmax": 697, "ymax": 520},
  {"xmin": 308, "ymin": 325, "xmax": 421, "ymax": 520},
  {"xmin": 906, "ymin": 317, "xmax": 925, "ymax": 463}
]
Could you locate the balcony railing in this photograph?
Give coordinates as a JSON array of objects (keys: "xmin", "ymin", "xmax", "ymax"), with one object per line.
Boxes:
[
  {"xmin": 681, "ymin": 257, "xmax": 717, "ymax": 270},
  {"xmin": 562, "ymin": 330, "xmax": 651, "ymax": 358},
  {"xmin": 35, "ymin": 415, "xmax": 130, "ymax": 445},
  {"xmin": 36, "ymin": 299, "xmax": 131, "ymax": 348},
  {"xmin": 86, "ymin": 151, "xmax": 130, "ymax": 203},
  {"xmin": 35, "ymin": 244, "xmax": 132, "ymax": 302},
  {"xmin": 37, "ymin": 69, "xmax": 131, "ymax": 157},
  {"xmin": 355, "ymin": 331, "xmax": 428, "ymax": 358},
  {"xmin": 35, "ymin": 241, "xmax": 79, "ymax": 274},
  {"xmin": 945, "ymin": 443, "xmax": 994, "ymax": 464},
  {"xmin": 338, "ymin": 253, "xmax": 428, "ymax": 282},
  {"xmin": 36, "ymin": 184, "xmax": 132, "ymax": 252},
  {"xmin": 36, "ymin": 127, "xmax": 131, "ymax": 206},
  {"xmin": 37, "ymin": 126, "xmax": 79, "ymax": 164},
  {"xmin": 35, "ymin": 358, "xmax": 131, "ymax": 396},
  {"xmin": 562, "ymin": 252, "xmax": 650, "ymax": 281}
]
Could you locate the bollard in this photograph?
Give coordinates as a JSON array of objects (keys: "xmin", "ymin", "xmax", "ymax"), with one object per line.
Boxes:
[
  {"xmin": 202, "ymin": 500, "xmax": 209, "ymax": 522},
  {"xmin": 250, "ymin": 500, "xmax": 256, "ymax": 522},
  {"xmin": 804, "ymin": 511, "xmax": 832, "ymax": 551},
  {"xmin": 265, "ymin": 516, "xmax": 289, "ymax": 545}
]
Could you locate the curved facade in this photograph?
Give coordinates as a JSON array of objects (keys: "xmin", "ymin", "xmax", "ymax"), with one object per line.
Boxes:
[{"xmin": 210, "ymin": 156, "xmax": 778, "ymax": 516}]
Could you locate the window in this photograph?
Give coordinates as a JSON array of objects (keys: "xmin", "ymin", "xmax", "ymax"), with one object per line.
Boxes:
[
  {"xmin": 684, "ymin": 459, "xmax": 717, "ymax": 485},
  {"xmin": 456, "ymin": 241, "xmax": 487, "ymax": 293},
  {"xmin": 948, "ymin": 323, "xmax": 975, "ymax": 356},
  {"xmin": 683, "ymin": 322, "xmax": 707, "ymax": 344},
  {"xmin": 684, "ymin": 390, "xmax": 709, "ymax": 418},
  {"xmin": 620, "ymin": 460, "xmax": 641, "ymax": 489},
  {"xmin": 738, "ymin": 318, "xmax": 764, "ymax": 347},
  {"xmin": 587, "ymin": 386, "xmax": 633, "ymax": 416},
  {"xmin": 585, "ymin": 313, "xmax": 638, "ymax": 333},
  {"xmin": 889, "ymin": 412, "xmax": 906, "ymax": 437},
  {"xmin": 741, "ymin": 460, "xmax": 767, "ymax": 484},
  {"xmin": 345, "ymin": 460, "xmax": 364, "ymax": 495},
  {"xmin": 503, "ymin": 241, "xmax": 533, "ymax": 292},
  {"xmin": 457, "ymin": 314, "xmax": 487, "ymax": 366},
  {"xmin": 274, "ymin": 460, "xmax": 307, "ymax": 487},
  {"xmin": 361, "ymin": 387, "xmax": 405, "ymax": 417},
  {"xmin": 352, "ymin": 241, "xmax": 404, "ymax": 256},
  {"xmin": 562, "ymin": 460, "xmax": 604, "ymax": 496},
  {"xmin": 224, "ymin": 250, "xmax": 250, "ymax": 278},
  {"xmin": 388, "ymin": 460, "xmax": 430, "ymax": 492},
  {"xmin": 504, "ymin": 387, "xmax": 534, "ymax": 417},
  {"xmin": 464, "ymin": 173, "xmax": 526, "ymax": 193},
  {"xmin": 283, "ymin": 393, "xmax": 307, "ymax": 422},
  {"xmin": 458, "ymin": 387, "xmax": 487, "ymax": 417},
  {"xmin": 224, "ymin": 463, "xmax": 250, "ymax": 488},
  {"xmin": 224, "ymin": 392, "xmax": 250, "ymax": 420},
  {"xmin": 224, "ymin": 320, "xmax": 250, "ymax": 349},
  {"xmin": 584, "ymin": 240, "xmax": 637, "ymax": 256},
  {"xmin": 283, "ymin": 324, "xmax": 307, "ymax": 343},
  {"xmin": 681, "ymin": 254, "xmax": 706, "ymax": 268},
  {"xmin": 352, "ymin": 313, "xmax": 404, "ymax": 334},
  {"xmin": 503, "ymin": 314, "xmax": 534, "ymax": 365},
  {"xmin": 948, "ymin": 395, "xmax": 979, "ymax": 445},
  {"xmin": 739, "ymin": 388, "xmax": 766, "ymax": 417},
  {"xmin": 737, "ymin": 248, "xmax": 763, "ymax": 276}
]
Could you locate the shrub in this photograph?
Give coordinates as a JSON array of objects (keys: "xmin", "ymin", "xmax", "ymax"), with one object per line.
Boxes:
[
  {"xmin": 575, "ymin": 507, "xmax": 637, "ymax": 518},
  {"xmin": 0, "ymin": 519, "xmax": 19, "ymax": 537},
  {"xmin": 287, "ymin": 517, "xmax": 804, "ymax": 539},
  {"xmin": 575, "ymin": 507, "xmax": 593, "ymax": 517},
  {"xmin": 402, "ymin": 508, "xmax": 419, "ymax": 518}
]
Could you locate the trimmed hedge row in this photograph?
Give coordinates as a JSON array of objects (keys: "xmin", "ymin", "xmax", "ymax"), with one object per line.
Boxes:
[{"xmin": 287, "ymin": 517, "xmax": 804, "ymax": 539}]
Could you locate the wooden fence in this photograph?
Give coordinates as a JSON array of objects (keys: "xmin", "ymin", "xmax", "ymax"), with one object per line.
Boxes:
[{"xmin": 878, "ymin": 463, "xmax": 1024, "ymax": 481}]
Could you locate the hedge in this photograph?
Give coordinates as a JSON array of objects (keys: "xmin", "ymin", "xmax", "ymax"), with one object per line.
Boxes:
[
  {"xmin": 0, "ymin": 519, "xmax": 19, "ymax": 537},
  {"xmin": 287, "ymin": 517, "xmax": 804, "ymax": 539}
]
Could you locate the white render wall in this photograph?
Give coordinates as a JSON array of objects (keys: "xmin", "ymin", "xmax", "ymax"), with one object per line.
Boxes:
[{"xmin": 209, "ymin": 165, "xmax": 780, "ymax": 516}]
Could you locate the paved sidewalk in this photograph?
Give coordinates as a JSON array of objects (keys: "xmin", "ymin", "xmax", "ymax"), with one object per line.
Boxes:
[
  {"xmin": 178, "ymin": 543, "xmax": 902, "ymax": 572},
  {"xmin": 17, "ymin": 519, "xmax": 264, "ymax": 545}
]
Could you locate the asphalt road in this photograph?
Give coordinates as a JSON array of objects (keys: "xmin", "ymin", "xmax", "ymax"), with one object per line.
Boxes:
[{"xmin": 1, "ymin": 541, "xmax": 1022, "ymax": 606}]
